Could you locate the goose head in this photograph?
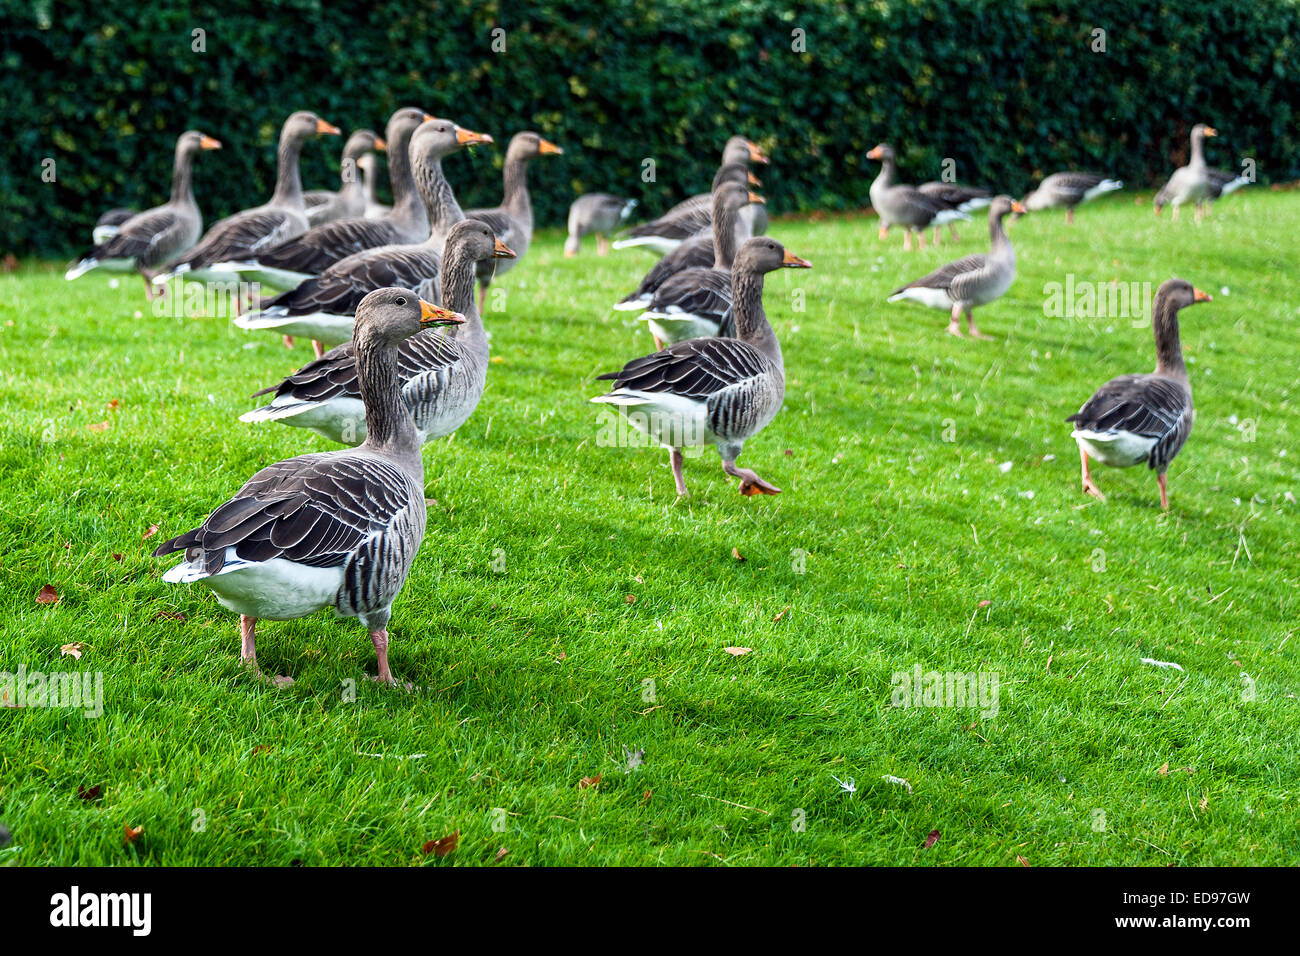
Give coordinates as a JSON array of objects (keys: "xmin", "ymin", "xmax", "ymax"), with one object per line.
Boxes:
[
  {"xmin": 866, "ymin": 143, "xmax": 895, "ymax": 164},
  {"xmin": 176, "ymin": 130, "xmax": 222, "ymax": 158},
  {"xmin": 444, "ymin": 219, "xmax": 517, "ymax": 265},
  {"xmin": 1191, "ymin": 123, "xmax": 1218, "ymax": 144},
  {"xmin": 343, "ymin": 129, "xmax": 384, "ymax": 162},
  {"xmin": 989, "ymin": 195, "xmax": 1027, "ymax": 221},
  {"xmin": 1155, "ymin": 278, "xmax": 1213, "ymax": 314},
  {"xmin": 717, "ymin": 180, "xmax": 763, "ymax": 213},
  {"xmin": 505, "ymin": 131, "xmax": 562, "ymax": 161},
  {"xmin": 723, "ymin": 136, "xmax": 769, "ymax": 166},
  {"xmin": 410, "ymin": 118, "xmax": 492, "ymax": 167},
  {"xmin": 734, "ymin": 236, "xmax": 811, "ymax": 275},
  {"xmin": 355, "ymin": 287, "xmax": 464, "ymax": 348},
  {"xmin": 385, "ymin": 107, "xmax": 436, "ymax": 147},
  {"xmin": 282, "ymin": 111, "xmax": 340, "ymax": 146}
]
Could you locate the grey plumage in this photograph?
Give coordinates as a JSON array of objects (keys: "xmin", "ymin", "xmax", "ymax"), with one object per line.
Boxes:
[
  {"xmin": 867, "ymin": 144, "xmax": 969, "ymax": 248},
  {"xmin": 304, "ymin": 129, "xmax": 383, "ymax": 226}
]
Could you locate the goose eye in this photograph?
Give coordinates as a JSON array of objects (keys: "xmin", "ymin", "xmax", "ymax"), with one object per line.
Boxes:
[{"xmin": 396, "ymin": 296, "xmax": 407, "ymax": 306}]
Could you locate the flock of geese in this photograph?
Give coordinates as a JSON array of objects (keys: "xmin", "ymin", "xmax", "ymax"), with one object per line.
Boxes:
[{"xmin": 63, "ymin": 109, "xmax": 1242, "ymax": 684}]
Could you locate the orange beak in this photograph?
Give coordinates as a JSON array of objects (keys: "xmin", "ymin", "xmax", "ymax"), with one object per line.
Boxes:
[
  {"xmin": 457, "ymin": 127, "xmax": 494, "ymax": 146},
  {"xmin": 419, "ymin": 300, "xmax": 464, "ymax": 326},
  {"xmin": 199, "ymin": 135, "xmax": 222, "ymax": 150},
  {"xmin": 493, "ymin": 237, "xmax": 517, "ymax": 259},
  {"xmin": 1204, "ymin": 127, "xmax": 1218, "ymax": 137},
  {"xmin": 866, "ymin": 145, "xmax": 884, "ymax": 160},
  {"xmin": 748, "ymin": 170, "xmax": 762, "ymax": 187},
  {"xmin": 748, "ymin": 191, "xmax": 766, "ymax": 205},
  {"xmin": 747, "ymin": 141, "xmax": 769, "ymax": 165},
  {"xmin": 373, "ymin": 137, "xmax": 387, "ymax": 152},
  {"xmin": 782, "ymin": 249, "xmax": 812, "ymax": 268},
  {"xmin": 316, "ymin": 119, "xmax": 341, "ymax": 136},
  {"xmin": 1193, "ymin": 287, "xmax": 1213, "ymax": 303},
  {"xmin": 1011, "ymin": 200, "xmax": 1027, "ymax": 214},
  {"xmin": 538, "ymin": 138, "xmax": 564, "ymax": 155}
]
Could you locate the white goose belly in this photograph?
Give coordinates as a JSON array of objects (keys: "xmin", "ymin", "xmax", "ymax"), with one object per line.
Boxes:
[
  {"xmin": 1072, "ymin": 429, "xmax": 1156, "ymax": 468},
  {"xmin": 176, "ymin": 550, "xmax": 346, "ymax": 620}
]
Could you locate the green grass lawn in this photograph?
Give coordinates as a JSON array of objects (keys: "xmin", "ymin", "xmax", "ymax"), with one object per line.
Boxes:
[{"xmin": 1, "ymin": 190, "xmax": 1297, "ymax": 866}]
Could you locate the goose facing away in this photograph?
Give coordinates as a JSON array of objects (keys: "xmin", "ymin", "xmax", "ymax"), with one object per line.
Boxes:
[
  {"xmin": 887, "ymin": 196, "xmax": 1024, "ymax": 339},
  {"xmin": 591, "ymin": 237, "xmax": 809, "ymax": 499},
  {"xmin": 225, "ymin": 108, "xmax": 441, "ymax": 289},
  {"xmin": 917, "ymin": 182, "xmax": 992, "ymax": 243},
  {"xmin": 1067, "ymin": 279, "xmax": 1211, "ymax": 509},
  {"xmin": 93, "ymin": 208, "xmax": 136, "ymax": 245},
  {"xmin": 154, "ymin": 288, "xmax": 464, "ymax": 686},
  {"xmin": 1153, "ymin": 124, "xmax": 1218, "ymax": 221},
  {"xmin": 357, "ymin": 153, "xmax": 390, "ymax": 218},
  {"xmin": 154, "ymin": 112, "xmax": 339, "ymax": 287},
  {"xmin": 612, "ymin": 137, "xmax": 767, "ymax": 256},
  {"xmin": 1021, "ymin": 172, "xmax": 1123, "ymax": 223},
  {"xmin": 304, "ymin": 129, "xmax": 385, "ymax": 226},
  {"xmin": 466, "ymin": 131, "xmax": 563, "ymax": 311},
  {"xmin": 565, "ymin": 193, "xmax": 637, "ymax": 256},
  {"xmin": 866, "ymin": 144, "xmax": 969, "ymax": 250},
  {"xmin": 66, "ymin": 130, "xmax": 221, "ymax": 296},
  {"xmin": 239, "ymin": 219, "xmax": 514, "ymax": 445},
  {"xmin": 234, "ymin": 118, "xmax": 486, "ymax": 356}
]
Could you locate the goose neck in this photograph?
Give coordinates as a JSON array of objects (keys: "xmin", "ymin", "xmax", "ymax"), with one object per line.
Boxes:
[
  {"xmin": 170, "ymin": 143, "xmax": 198, "ymax": 206},
  {"xmin": 712, "ymin": 196, "xmax": 739, "ymax": 269},
  {"xmin": 440, "ymin": 244, "xmax": 487, "ymax": 356},
  {"xmin": 1153, "ymin": 297, "xmax": 1188, "ymax": 380},
  {"xmin": 731, "ymin": 267, "xmax": 781, "ymax": 364},
  {"xmin": 357, "ymin": 335, "xmax": 423, "ymax": 475},
  {"xmin": 270, "ymin": 132, "xmax": 306, "ymax": 208},
  {"xmin": 414, "ymin": 154, "xmax": 465, "ymax": 247}
]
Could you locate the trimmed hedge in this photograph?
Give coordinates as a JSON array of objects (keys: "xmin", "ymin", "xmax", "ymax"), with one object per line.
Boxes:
[{"xmin": 3, "ymin": 0, "xmax": 1299, "ymax": 257}]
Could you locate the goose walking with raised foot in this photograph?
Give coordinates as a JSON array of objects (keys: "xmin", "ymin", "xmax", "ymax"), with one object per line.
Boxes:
[
  {"xmin": 866, "ymin": 144, "xmax": 968, "ymax": 251},
  {"xmin": 887, "ymin": 196, "xmax": 1024, "ymax": 339},
  {"xmin": 154, "ymin": 289, "xmax": 464, "ymax": 686},
  {"xmin": 592, "ymin": 237, "xmax": 809, "ymax": 499},
  {"xmin": 1067, "ymin": 279, "xmax": 1211, "ymax": 510},
  {"xmin": 239, "ymin": 220, "xmax": 513, "ymax": 445}
]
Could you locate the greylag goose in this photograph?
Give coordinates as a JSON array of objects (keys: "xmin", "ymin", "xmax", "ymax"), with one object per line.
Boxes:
[
  {"xmin": 466, "ymin": 131, "xmax": 563, "ymax": 311},
  {"xmin": 239, "ymin": 220, "xmax": 512, "ymax": 445},
  {"xmin": 235, "ymin": 118, "xmax": 488, "ymax": 356},
  {"xmin": 66, "ymin": 130, "xmax": 221, "ymax": 297},
  {"xmin": 565, "ymin": 193, "xmax": 637, "ymax": 256},
  {"xmin": 1067, "ymin": 279, "xmax": 1211, "ymax": 509},
  {"xmin": 866, "ymin": 144, "xmax": 968, "ymax": 250},
  {"xmin": 619, "ymin": 182, "xmax": 761, "ymax": 348},
  {"xmin": 93, "ymin": 208, "xmax": 136, "ymax": 245},
  {"xmin": 917, "ymin": 182, "xmax": 991, "ymax": 242},
  {"xmin": 1155, "ymin": 165, "xmax": 1248, "ymax": 217},
  {"xmin": 154, "ymin": 288, "xmax": 464, "ymax": 686},
  {"xmin": 358, "ymin": 154, "xmax": 390, "ymax": 218},
  {"xmin": 227, "ymin": 108, "xmax": 440, "ymax": 289},
  {"xmin": 887, "ymin": 196, "xmax": 1024, "ymax": 339},
  {"xmin": 1152, "ymin": 124, "xmax": 1219, "ymax": 221},
  {"xmin": 611, "ymin": 163, "xmax": 759, "ymax": 311},
  {"xmin": 154, "ymin": 112, "xmax": 338, "ymax": 286},
  {"xmin": 591, "ymin": 236, "xmax": 809, "ymax": 499},
  {"xmin": 1021, "ymin": 172, "xmax": 1122, "ymax": 223},
  {"xmin": 612, "ymin": 137, "xmax": 767, "ymax": 256},
  {"xmin": 303, "ymin": 129, "xmax": 385, "ymax": 226}
]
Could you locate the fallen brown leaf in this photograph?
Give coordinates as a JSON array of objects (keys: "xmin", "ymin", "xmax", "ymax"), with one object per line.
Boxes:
[
  {"xmin": 142, "ymin": 524, "xmax": 160, "ymax": 541},
  {"xmin": 494, "ymin": 846, "xmax": 509, "ymax": 862},
  {"xmin": 924, "ymin": 829, "xmax": 941, "ymax": 849},
  {"xmin": 107, "ymin": 399, "xmax": 121, "ymax": 412},
  {"xmin": 60, "ymin": 642, "xmax": 84, "ymax": 659},
  {"xmin": 111, "ymin": 553, "xmax": 123, "ymax": 562},
  {"xmin": 731, "ymin": 547, "xmax": 746, "ymax": 562},
  {"xmin": 977, "ymin": 599, "xmax": 992, "ymax": 608},
  {"xmin": 423, "ymin": 830, "xmax": 459, "ymax": 857},
  {"xmin": 1016, "ymin": 854, "xmax": 1030, "ymax": 867},
  {"xmin": 123, "ymin": 823, "xmax": 144, "ymax": 846},
  {"xmin": 77, "ymin": 784, "xmax": 102, "ymax": 801},
  {"xmin": 87, "ymin": 421, "xmax": 110, "ymax": 433},
  {"xmin": 723, "ymin": 646, "xmax": 752, "ymax": 656},
  {"xmin": 772, "ymin": 605, "xmax": 790, "ymax": 623},
  {"xmin": 579, "ymin": 774, "xmax": 601, "ymax": 789},
  {"xmin": 151, "ymin": 610, "xmax": 186, "ymax": 622},
  {"xmin": 642, "ymin": 790, "xmax": 652, "ymax": 803},
  {"xmin": 36, "ymin": 585, "xmax": 59, "ymax": 605},
  {"xmin": 1157, "ymin": 762, "xmax": 1169, "ymax": 776},
  {"xmin": 624, "ymin": 594, "xmax": 636, "ymax": 604}
]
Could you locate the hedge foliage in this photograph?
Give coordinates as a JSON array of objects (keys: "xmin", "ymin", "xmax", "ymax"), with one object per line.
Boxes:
[{"xmin": 3, "ymin": 0, "xmax": 1298, "ymax": 257}]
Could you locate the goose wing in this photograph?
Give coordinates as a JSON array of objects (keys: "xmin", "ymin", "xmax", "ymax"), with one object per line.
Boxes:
[
  {"xmin": 598, "ymin": 337, "xmax": 770, "ymax": 401},
  {"xmin": 1067, "ymin": 374, "xmax": 1192, "ymax": 469},
  {"xmin": 624, "ymin": 193, "xmax": 711, "ymax": 240},
  {"xmin": 255, "ymin": 217, "xmax": 403, "ymax": 275},
  {"xmin": 892, "ymin": 253, "xmax": 988, "ymax": 294},
  {"xmin": 260, "ymin": 245, "xmax": 442, "ymax": 317},
  {"xmin": 175, "ymin": 208, "xmax": 298, "ymax": 267}
]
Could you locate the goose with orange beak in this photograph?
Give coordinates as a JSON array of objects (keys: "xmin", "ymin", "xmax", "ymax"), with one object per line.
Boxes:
[
  {"xmin": 887, "ymin": 196, "xmax": 1023, "ymax": 339},
  {"xmin": 304, "ymin": 128, "xmax": 386, "ymax": 227},
  {"xmin": 66, "ymin": 130, "xmax": 221, "ymax": 297},
  {"xmin": 1153, "ymin": 124, "xmax": 1222, "ymax": 221},
  {"xmin": 592, "ymin": 238, "xmax": 809, "ymax": 499},
  {"xmin": 1067, "ymin": 280, "xmax": 1211, "ymax": 510}
]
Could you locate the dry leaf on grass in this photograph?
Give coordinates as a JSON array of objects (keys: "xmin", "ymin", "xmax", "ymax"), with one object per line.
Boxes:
[
  {"xmin": 60, "ymin": 643, "xmax": 84, "ymax": 659},
  {"xmin": 142, "ymin": 524, "xmax": 160, "ymax": 541},
  {"xmin": 1158, "ymin": 762, "xmax": 1169, "ymax": 776},
  {"xmin": 422, "ymin": 831, "xmax": 459, "ymax": 857},
  {"xmin": 107, "ymin": 399, "xmax": 121, "ymax": 412},
  {"xmin": 772, "ymin": 606, "xmax": 790, "ymax": 623},
  {"xmin": 87, "ymin": 421, "xmax": 110, "ymax": 433},
  {"xmin": 724, "ymin": 646, "xmax": 752, "ymax": 656},
  {"xmin": 924, "ymin": 829, "xmax": 941, "ymax": 849},
  {"xmin": 1016, "ymin": 854, "xmax": 1031, "ymax": 867},
  {"xmin": 624, "ymin": 594, "xmax": 636, "ymax": 604},
  {"xmin": 494, "ymin": 846, "xmax": 509, "ymax": 862},
  {"xmin": 123, "ymin": 823, "xmax": 144, "ymax": 846},
  {"xmin": 36, "ymin": 585, "xmax": 59, "ymax": 605},
  {"xmin": 977, "ymin": 599, "xmax": 992, "ymax": 608},
  {"xmin": 77, "ymin": 784, "xmax": 102, "ymax": 801},
  {"xmin": 731, "ymin": 547, "xmax": 746, "ymax": 561},
  {"xmin": 579, "ymin": 774, "xmax": 601, "ymax": 789},
  {"xmin": 151, "ymin": 611, "xmax": 186, "ymax": 622},
  {"xmin": 111, "ymin": 553, "xmax": 123, "ymax": 562}
]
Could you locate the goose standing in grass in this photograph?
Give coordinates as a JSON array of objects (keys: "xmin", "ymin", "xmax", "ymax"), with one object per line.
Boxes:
[
  {"xmin": 154, "ymin": 112, "xmax": 337, "ymax": 287},
  {"xmin": 619, "ymin": 181, "xmax": 762, "ymax": 348},
  {"xmin": 303, "ymin": 129, "xmax": 384, "ymax": 226},
  {"xmin": 565, "ymin": 193, "xmax": 637, "ymax": 256},
  {"xmin": 1067, "ymin": 279, "xmax": 1211, "ymax": 509},
  {"xmin": 1152, "ymin": 124, "xmax": 1219, "ymax": 221},
  {"xmin": 612, "ymin": 164, "xmax": 760, "ymax": 312},
  {"xmin": 918, "ymin": 182, "xmax": 991, "ymax": 243},
  {"xmin": 234, "ymin": 119, "xmax": 488, "ymax": 356},
  {"xmin": 92, "ymin": 208, "xmax": 136, "ymax": 245},
  {"xmin": 358, "ymin": 153, "xmax": 390, "ymax": 218},
  {"xmin": 154, "ymin": 288, "xmax": 464, "ymax": 687},
  {"xmin": 887, "ymin": 196, "xmax": 1024, "ymax": 339},
  {"xmin": 1155, "ymin": 167, "xmax": 1249, "ymax": 217},
  {"xmin": 866, "ymin": 144, "xmax": 968, "ymax": 250},
  {"xmin": 466, "ymin": 131, "xmax": 563, "ymax": 312},
  {"xmin": 226, "ymin": 108, "xmax": 437, "ymax": 288},
  {"xmin": 1021, "ymin": 172, "xmax": 1123, "ymax": 223},
  {"xmin": 240, "ymin": 220, "xmax": 512, "ymax": 444},
  {"xmin": 612, "ymin": 136, "xmax": 767, "ymax": 256},
  {"xmin": 66, "ymin": 130, "xmax": 221, "ymax": 297},
  {"xmin": 592, "ymin": 237, "xmax": 809, "ymax": 499}
]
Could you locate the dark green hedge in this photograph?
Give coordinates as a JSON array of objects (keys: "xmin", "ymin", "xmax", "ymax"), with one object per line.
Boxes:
[{"xmin": 3, "ymin": 0, "xmax": 1298, "ymax": 257}]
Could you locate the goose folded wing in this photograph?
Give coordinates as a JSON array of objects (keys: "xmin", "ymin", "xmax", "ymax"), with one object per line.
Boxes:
[
  {"xmin": 893, "ymin": 254, "xmax": 987, "ymax": 294},
  {"xmin": 651, "ymin": 268, "xmax": 733, "ymax": 317},
  {"xmin": 152, "ymin": 455, "xmax": 414, "ymax": 573},
  {"xmin": 626, "ymin": 195, "xmax": 710, "ymax": 239},
  {"xmin": 599, "ymin": 337, "xmax": 770, "ymax": 401},
  {"xmin": 179, "ymin": 209, "xmax": 295, "ymax": 265},
  {"xmin": 102, "ymin": 208, "xmax": 182, "ymax": 259},
  {"xmin": 1067, "ymin": 375, "xmax": 1191, "ymax": 465},
  {"xmin": 1049, "ymin": 173, "xmax": 1105, "ymax": 201},
  {"xmin": 264, "ymin": 246, "xmax": 442, "ymax": 317},
  {"xmin": 256, "ymin": 218, "xmax": 399, "ymax": 273}
]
